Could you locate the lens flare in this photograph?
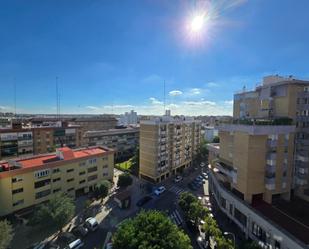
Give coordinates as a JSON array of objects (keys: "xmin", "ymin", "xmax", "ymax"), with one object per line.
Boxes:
[{"xmin": 190, "ymin": 15, "xmax": 205, "ymax": 32}]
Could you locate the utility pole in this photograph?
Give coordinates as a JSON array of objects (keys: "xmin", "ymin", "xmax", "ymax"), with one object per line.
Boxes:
[{"xmin": 164, "ymin": 80, "xmax": 166, "ymax": 113}]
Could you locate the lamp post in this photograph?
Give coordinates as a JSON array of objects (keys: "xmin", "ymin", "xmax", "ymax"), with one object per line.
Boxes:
[{"xmin": 224, "ymin": 232, "xmax": 236, "ymax": 248}]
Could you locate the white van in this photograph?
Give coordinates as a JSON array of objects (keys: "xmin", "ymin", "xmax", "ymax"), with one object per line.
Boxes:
[{"xmin": 85, "ymin": 217, "xmax": 99, "ymax": 231}]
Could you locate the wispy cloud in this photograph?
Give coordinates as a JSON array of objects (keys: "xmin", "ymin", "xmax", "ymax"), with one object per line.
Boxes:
[
  {"xmin": 183, "ymin": 100, "xmax": 216, "ymax": 106},
  {"xmin": 224, "ymin": 100, "xmax": 233, "ymax": 105},
  {"xmin": 188, "ymin": 88, "xmax": 201, "ymax": 95},
  {"xmin": 149, "ymin": 97, "xmax": 163, "ymax": 105},
  {"xmin": 169, "ymin": 90, "xmax": 183, "ymax": 96},
  {"xmin": 86, "ymin": 106, "xmax": 100, "ymax": 111},
  {"xmin": 206, "ymin": 82, "xmax": 219, "ymax": 87}
]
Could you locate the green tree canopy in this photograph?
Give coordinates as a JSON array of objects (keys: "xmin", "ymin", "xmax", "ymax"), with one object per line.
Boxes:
[
  {"xmin": 112, "ymin": 210, "xmax": 192, "ymax": 249},
  {"xmin": 130, "ymin": 146, "xmax": 140, "ymax": 176},
  {"xmin": 212, "ymin": 136, "xmax": 220, "ymax": 143},
  {"xmin": 117, "ymin": 173, "xmax": 133, "ymax": 188},
  {"xmin": 0, "ymin": 220, "xmax": 13, "ymax": 249},
  {"xmin": 95, "ymin": 179, "xmax": 111, "ymax": 199},
  {"xmin": 31, "ymin": 193, "xmax": 75, "ymax": 231},
  {"xmin": 178, "ymin": 192, "xmax": 206, "ymax": 225}
]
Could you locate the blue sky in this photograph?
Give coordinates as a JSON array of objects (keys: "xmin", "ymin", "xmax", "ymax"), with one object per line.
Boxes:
[{"xmin": 1, "ymin": 0, "xmax": 309, "ymax": 115}]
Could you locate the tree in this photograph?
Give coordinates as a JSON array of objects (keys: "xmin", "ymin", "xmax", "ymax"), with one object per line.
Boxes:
[
  {"xmin": 117, "ymin": 173, "xmax": 133, "ymax": 188},
  {"xmin": 0, "ymin": 220, "xmax": 13, "ymax": 249},
  {"xmin": 95, "ymin": 180, "xmax": 111, "ymax": 200},
  {"xmin": 112, "ymin": 210, "xmax": 192, "ymax": 249},
  {"xmin": 178, "ymin": 192, "xmax": 206, "ymax": 226},
  {"xmin": 31, "ymin": 193, "xmax": 75, "ymax": 231},
  {"xmin": 130, "ymin": 146, "xmax": 139, "ymax": 175},
  {"xmin": 239, "ymin": 241, "xmax": 261, "ymax": 249},
  {"xmin": 212, "ymin": 136, "xmax": 220, "ymax": 143}
]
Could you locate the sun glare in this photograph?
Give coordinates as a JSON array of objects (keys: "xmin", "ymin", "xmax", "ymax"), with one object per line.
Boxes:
[{"xmin": 190, "ymin": 15, "xmax": 205, "ymax": 32}]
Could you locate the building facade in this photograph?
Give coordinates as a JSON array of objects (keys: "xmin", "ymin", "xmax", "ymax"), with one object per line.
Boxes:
[
  {"xmin": 70, "ymin": 116, "xmax": 117, "ymax": 131},
  {"xmin": 0, "ymin": 124, "xmax": 83, "ymax": 161},
  {"xmin": 83, "ymin": 127, "xmax": 139, "ymax": 162},
  {"xmin": 140, "ymin": 114, "xmax": 201, "ymax": 183},
  {"xmin": 207, "ymin": 75, "xmax": 309, "ymax": 249},
  {"xmin": 0, "ymin": 146, "xmax": 114, "ymax": 217},
  {"xmin": 118, "ymin": 110, "xmax": 138, "ymax": 126}
]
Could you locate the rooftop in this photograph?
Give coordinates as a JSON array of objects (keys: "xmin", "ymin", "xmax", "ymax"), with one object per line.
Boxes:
[{"xmin": 0, "ymin": 146, "xmax": 110, "ymax": 176}]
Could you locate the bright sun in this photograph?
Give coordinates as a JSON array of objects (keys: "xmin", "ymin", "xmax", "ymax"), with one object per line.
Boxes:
[{"xmin": 190, "ymin": 15, "xmax": 205, "ymax": 32}]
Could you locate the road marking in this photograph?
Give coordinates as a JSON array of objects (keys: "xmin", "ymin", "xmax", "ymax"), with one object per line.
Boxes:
[
  {"xmin": 169, "ymin": 209, "xmax": 183, "ymax": 226},
  {"xmin": 169, "ymin": 186, "xmax": 186, "ymax": 196}
]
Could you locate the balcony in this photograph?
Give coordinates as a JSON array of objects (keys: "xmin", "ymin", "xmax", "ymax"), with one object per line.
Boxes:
[
  {"xmin": 296, "ymin": 154, "xmax": 309, "ymax": 162},
  {"xmin": 265, "ymin": 176, "xmax": 275, "ymax": 190},
  {"xmin": 266, "ymin": 164, "xmax": 276, "ymax": 173},
  {"xmin": 295, "ymin": 177, "xmax": 308, "ymax": 186},
  {"xmin": 215, "ymin": 161, "xmax": 237, "ymax": 184},
  {"xmin": 219, "ymin": 123, "xmax": 295, "ymax": 135},
  {"xmin": 267, "ymin": 139, "xmax": 277, "ymax": 147}
]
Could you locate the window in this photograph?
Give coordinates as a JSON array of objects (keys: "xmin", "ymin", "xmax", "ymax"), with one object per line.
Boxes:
[
  {"xmin": 12, "ymin": 177, "xmax": 23, "ymax": 183},
  {"xmin": 67, "ymin": 178, "xmax": 74, "ymax": 183},
  {"xmin": 102, "ymin": 157, "xmax": 108, "ymax": 161},
  {"xmin": 88, "ymin": 166, "xmax": 97, "ymax": 173},
  {"xmin": 234, "ymin": 208, "xmax": 247, "ymax": 227},
  {"xmin": 53, "ymin": 168, "xmax": 60, "ymax": 173},
  {"xmin": 13, "ymin": 199, "xmax": 24, "ymax": 207},
  {"xmin": 89, "ymin": 158, "xmax": 97, "ymax": 164},
  {"xmin": 53, "ymin": 177, "xmax": 61, "ymax": 182},
  {"xmin": 79, "ymin": 162, "xmax": 86, "ymax": 167},
  {"xmin": 53, "ymin": 188, "xmax": 61, "ymax": 193},
  {"xmin": 35, "ymin": 189, "xmax": 51, "ymax": 199},
  {"xmin": 67, "ymin": 188, "xmax": 74, "ymax": 192},
  {"xmin": 79, "ymin": 179, "xmax": 86, "ymax": 184},
  {"xmin": 103, "ymin": 172, "xmax": 109, "ymax": 177},
  {"xmin": 34, "ymin": 169, "xmax": 50, "ymax": 179},
  {"xmin": 67, "ymin": 168, "xmax": 74, "ymax": 173},
  {"xmin": 12, "ymin": 188, "xmax": 23, "ymax": 195},
  {"xmin": 103, "ymin": 164, "xmax": 108, "ymax": 169},
  {"xmin": 88, "ymin": 175, "xmax": 98, "ymax": 182},
  {"xmin": 275, "ymin": 240, "xmax": 281, "ymax": 249},
  {"xmin": 79, "ymin": 171, "xmax": 86, "ymax": 176},
  {"xmin": 35, "ymin": 179, "xmax": 51, "ymax": 189}
]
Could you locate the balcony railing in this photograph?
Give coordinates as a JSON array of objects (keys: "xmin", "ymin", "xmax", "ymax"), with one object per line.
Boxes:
[
  {"xmin": 265, "ymin": 176, "xmax": 275, "ymax": 190},
  {"xmin": 215, "ymin": 161, "xmax": 237, "ymax": 184}
]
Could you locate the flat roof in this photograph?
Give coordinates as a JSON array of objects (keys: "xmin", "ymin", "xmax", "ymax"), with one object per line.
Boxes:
[{"xmin": 0, "ymin": 146, "xmax": 112, "ymax": 177}]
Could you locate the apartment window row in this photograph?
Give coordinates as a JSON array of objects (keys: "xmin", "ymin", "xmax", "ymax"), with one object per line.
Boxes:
[
  {"xmin": 67, "ymin": 168, "xmax": 74, "ymax": 173},
  {"xmin": 35, "ymin": 189, "xmax": 51, "ymax": 199},
  {"xmin": 103, "ymin": 164, "xmax": 108, "ymax": 169},
  {"xmin": 13, "ymin": 199, "xmax": 24, "ymax": 207},
  {"xmin": 34, "ymin": 169, "xmax": 50, "ymax": 179},
  {"xmin": 88, "ymin": 166, "xmax": 98, "ymax": 173},
  {"xmin": 67, "ymin": 188, "xmax": 74, "ymax": 192},
  {"xmin": 67, "ymin": 178, "xmax": 74, "ymax": 183},
  {"xmin": 79, "ymin": 171, "xmax": 86, "ymax": 176},
  {"xmin": 79, "ymin": 162, "xmax": 86, "ymax": 167},
  {"xmin": 88, "ymin": 175, "xmax": 98, "ymax": 182},
  {"xmin": 89, "ymin": 158, "xmax": 97, "ymax": 164},
  {"xmin": 12, "ymin": 188, "xmax": 23, "ymax": 195},
  {"xmin": 53, "ymin": 177, "xmax": 61, "ymax": 182},
  {"xmin": 53, "ymin": 168, "xmax": 60, "ymax": 173},
  {"xmin": 35, "ymin": 179, "xmax": 51, "ymax": 189},
  {"xmin": 79, "ymin": 179, "xmax": 86, "ymax": 184},
  {"xmin": 12, "ymin": 176, "xmax": 23, "ymax": 183}
]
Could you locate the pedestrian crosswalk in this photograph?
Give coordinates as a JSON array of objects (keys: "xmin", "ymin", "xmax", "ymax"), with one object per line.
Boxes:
[
  {"xmin": 169, "ymin": 209, "xmax": 183, "ymax": 226},
  {"xmin": 168, "ymin": 186, "xmax": 186, "ymax": 196}
]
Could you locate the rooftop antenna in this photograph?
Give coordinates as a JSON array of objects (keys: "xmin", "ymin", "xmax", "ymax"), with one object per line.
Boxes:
[
  {"xmin": 164, "ymin": 80, "xmax": 166, "ymax": 113},
  {"xmin": 14, "ymin": 79, "xmax": 16, "ymax": 117},
  {"xmin": 56, "ymin": 77, "xmax": 60, "ymax": 120}
]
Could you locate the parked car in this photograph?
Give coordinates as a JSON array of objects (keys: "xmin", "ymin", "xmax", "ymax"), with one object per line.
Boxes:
[
  {"xmin": 173, "ymin": 175, "xmax": 183, "ymax": 183},
  {"xmin": 188, "ymin": 182, "xmax": 199, "ymax": 191},
  {"xmin": 71, "ymin": 225, "xmax": 88, "ymax": 238},
  {"xmin": 64, "ymin": 239, "xmax": 84, "ymax": 249},
  {"xmin": 57, "ymin": 233, "xmax": 77, "ymax": 248},
  {"xmin": 136, "ymin": 196, "xmax": 153, "ymax": 207},
  {"xmin": 85, "ymin": 217, "xmax": 99, "ymax": 232},
  {"xmin": 196, "ymin": 175, "xmax": 204, "ymax": 181},
  {"xmin": 154, "ymin": 186, "xmax": 166, "ymax": 196}
]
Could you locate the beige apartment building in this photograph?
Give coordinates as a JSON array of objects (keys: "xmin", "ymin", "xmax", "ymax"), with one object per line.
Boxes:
[
  {"xmin": 0, "ymin": 146, "xmax": 114, "ymax": 217},
  {"xmin": 140, "ymin": 113, "xmax": 201, "ymax": 183},
  {"xmin": 207, "ymin": 75, "xmax": 309, "ymax": 249}
]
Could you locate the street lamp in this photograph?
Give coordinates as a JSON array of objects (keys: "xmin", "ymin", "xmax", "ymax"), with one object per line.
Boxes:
[{"xmin": 224, "ymin": 232, "xmax": 236, "ymax": 248}]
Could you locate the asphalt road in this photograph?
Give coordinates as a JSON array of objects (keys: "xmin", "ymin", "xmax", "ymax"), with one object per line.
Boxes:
[{"xmin": 81, "ymin": 167, "xmax": 207, "ymax": 249}]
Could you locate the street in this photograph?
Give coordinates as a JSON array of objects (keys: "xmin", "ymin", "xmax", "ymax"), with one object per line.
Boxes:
[{"xmin": 79, "ymin": 167, "xmax": 208, "ymax": 249}]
